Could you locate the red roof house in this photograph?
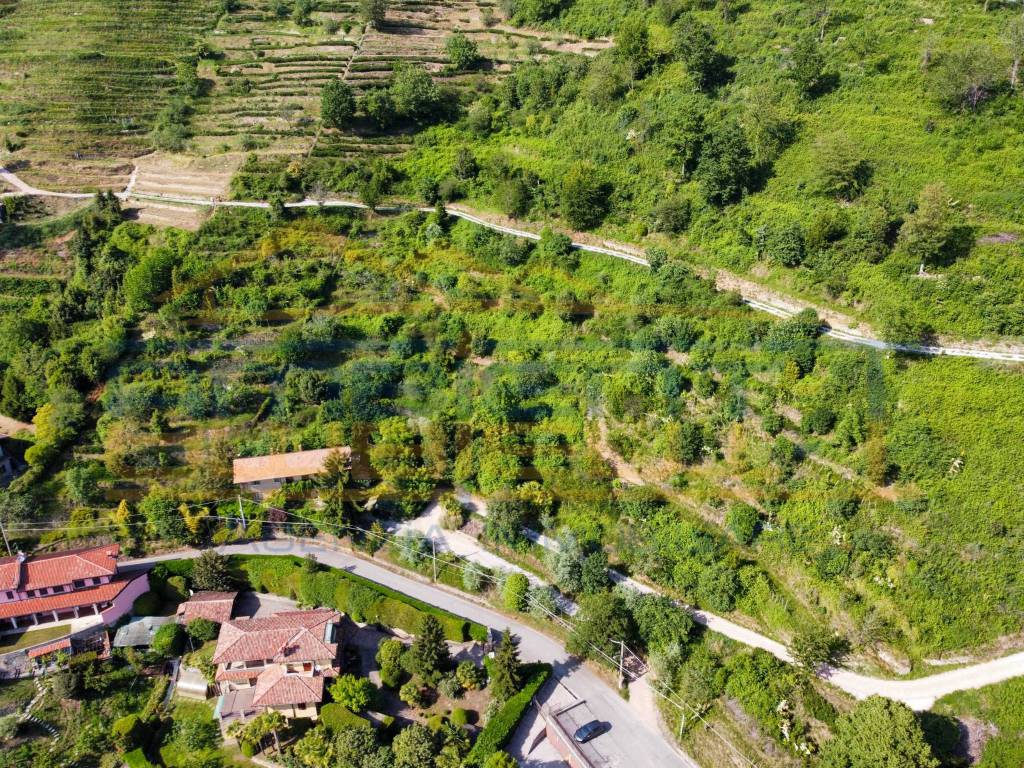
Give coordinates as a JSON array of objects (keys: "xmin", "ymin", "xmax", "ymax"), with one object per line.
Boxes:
[
  {"xmin": 0, "ymin": 544, "xmax": 147, "ymax": 631},
  {"xmin": 232, "ymin": 447, "xmax": 350, "ymax": 497},
  {"xmin": 212, "ymin": 609, "xmax": 341, "ymax": 731}
]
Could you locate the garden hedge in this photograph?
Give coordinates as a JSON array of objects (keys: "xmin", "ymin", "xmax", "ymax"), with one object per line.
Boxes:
[
  {"xmin": 464, "ymin": 663, "xmax": 551, "ymax": 766},
  {"xmin": 227, "ymin": 555, "xmax": 487, "ymax": 642}
]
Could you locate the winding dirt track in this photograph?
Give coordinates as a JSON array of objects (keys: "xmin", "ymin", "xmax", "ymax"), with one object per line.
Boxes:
[
  {"xmin": 6, "ymin": 165, "xmax": 1024, "ymax": 708},
  {"xmin": 4, "ymin": 165, "xmax": 1022, "ymax": 363}
]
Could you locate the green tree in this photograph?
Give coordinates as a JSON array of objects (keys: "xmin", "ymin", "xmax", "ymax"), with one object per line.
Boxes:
[
  {"xmin": 152, "ymin": 622, "xmax": 184, "ymax": 657},
  {"xmin": 560, "ymin": 164, "xmax": 607, "ymax": 230},
  {"xmin": 695, "ymin": 120, "xmax": 753, "ymax": 206},
  {"xmin": 358, "ymin": 0, "xmax": 386, "ymax": 25},
  {"xmin": 234, "ymin": 710, "xmax": 287, "ymax": 755},
  {"xmin": 322, "ymin": 79, "xmax": 356, "ymax": 129},
  {"xmin": 330, "ymin": 674, "xmax": 377, "ymax": 712},
  {"xmin": 490, "ymin": 628, "xmax": 522, "ymax": 703},
  {"xmin": 502, "ymin": 572, "xmax": 530, "ymax": 611},
  {"xmin": 625, "ymin": 592, "xmax": 695, "ymax": 651},
  {"xmin": 725, "ymin": 503, "xmax": 759, "ymax": 544},
  {"xmin": 455, "ymin": 660, "xmax": 486, "ymax": 691},
  {"xmin": 336, "ymin": 727, "xmax": 393, "ymax": 768},
  {"xmin": 446, "ymin": 32, "xmax": 481, "ymax": 70},
  {"xmin": 790, "ymin": 626, "xmax": 845, "ymax": 672},
  {"xmin": 186, "ymin": 617, "xmax": 218, "ymax": 643},
  {"xmin": 140, "ymin": 487, "xmax": 187, "ymax": 542},
  {"xmin": 484, "ymin": 497, "xmax": 526, "ymax": 547},
  {"xmin": 399, "ymin": 679, "xmax": 427, "ymax": 707},
  {"xmin": 930, "ymin": 45, "xmax": 1004, "ymax": 112},
  {"xmin": 292, "ymin": 725, "xmax": 335, "ymax": 768},
  {"xmin": 811, "ymin": 134, "xmax": 872, "ymax": 200},
  {"xmin": 790, "ymin": 33, "xmax": 830, "ymax": 96},
  {"xmin": 579, "ymin": 550, "xmax": 610, "ymax": 595},
  {"xmin": 484, "ymin": 752, "xmax": 519, "ymax": 768},
  {"xmin": 409, "ymin": 614, "xmax": 450, "ymax": 677},
  {"xmin": 567, "ymin": 593, "xmax": 634, "ymax": 662},
  {"xmin": 674, "ymin": 15, "xmax": 719, "ymax": 89},
  {"xmin": 362, "ymin": 89, "xmax": 396, "ymax": 128},
  {"xmin": 819, "ymin": 697, "xmax": 939, "ymax": 768},
  {"xmin": 64, "ymin": 461, "xmax": 107, "ymax": 505},
  {"xmin": 191, "ymin": 549, "xmax": 233, "ymax": 591},
  {"xmin": 292, "ymin": 0, "xmax": 313, "ymax": 25},
  {"xmin": 898, "ymin": 183, "xmax": 961, "ymax": 267},
  {"xmin": 390, "ymin": 65, "xmax": 442, "ymax": 122},
  {"xmin": 392, "ymin": 724, "xmax": 436, "ymax": 768},
  {"xmin": 49, "ymin": 669, "xmax": 80, "ymax": 699},
  {"xmin": 615, "ymin": 15, "xmax": 651, "ymax": 81}
]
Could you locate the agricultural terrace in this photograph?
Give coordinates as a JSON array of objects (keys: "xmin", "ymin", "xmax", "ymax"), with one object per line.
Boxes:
[
  {"xmin": 0, "ymin": 0, "xmax": 608, "ymax": 197},
  {"xmin": 0, "ymin": 0, "xmax": 219, "ymax": 191}
]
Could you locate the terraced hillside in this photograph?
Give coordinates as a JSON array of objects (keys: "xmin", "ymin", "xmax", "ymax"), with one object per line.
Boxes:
[
  {"xmin": 0, "ymin": 0, "xmax": 219, "ymax": 191},
  {"xmin": 194, "ymin": 0, "xmax": 608, "ymax": 162}
]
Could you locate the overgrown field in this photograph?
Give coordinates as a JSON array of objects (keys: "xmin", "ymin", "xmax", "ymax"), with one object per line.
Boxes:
[
  {"xmin": 3, "ymin": 200, "xmax": 1024, "ymax": 669},
  {"xmin": 389, "ymin": 0, "xmax": 1024, "ymax": 340}
]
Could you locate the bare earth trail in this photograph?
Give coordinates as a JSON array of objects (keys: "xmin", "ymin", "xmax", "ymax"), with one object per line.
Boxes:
[
  {"xmin": 4, "ymin": 166, "xmax": 1023, "ymax": 362},
  {"xmin": 457, "ymin": 488, "xmax": 1024, "ymax": 711},
  {"xmin": 7, "ymin": 168, "xmax": 1024, "ymax": 706}
]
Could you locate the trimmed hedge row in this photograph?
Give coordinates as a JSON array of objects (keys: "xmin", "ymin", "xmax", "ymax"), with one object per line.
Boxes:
[
  {"xmin": 464, "ymin": 663, "xmax": 551, "ymax": 766},
  {"xmin": 229, "ymin": 555, "xmax": 488, "ymax": 642}
]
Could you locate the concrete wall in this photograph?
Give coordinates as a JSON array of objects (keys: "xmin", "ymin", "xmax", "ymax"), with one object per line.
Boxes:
[{"xmin": 102, "ymin": 573, "xmax": 150, "ymax": 625}]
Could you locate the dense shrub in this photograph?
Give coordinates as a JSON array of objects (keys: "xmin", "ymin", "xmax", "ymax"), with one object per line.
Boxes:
[{"xmin": 464, "ymin": 664, "xmax": 550, "ymax": 766}]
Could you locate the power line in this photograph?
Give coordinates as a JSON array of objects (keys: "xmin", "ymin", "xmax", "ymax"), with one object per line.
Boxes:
[
  {"xmin": 10, "ymin": 495, "xmax": 757, "ymax": 765},
  {"xmin": 257, "ymin": 503, "xmax": 760, "ymax": 767}
]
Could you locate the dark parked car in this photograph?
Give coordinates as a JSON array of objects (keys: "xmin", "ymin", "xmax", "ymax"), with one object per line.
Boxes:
[{"xmin": 573, "ymin": 720, "xmax": 609, "ymax": 743}]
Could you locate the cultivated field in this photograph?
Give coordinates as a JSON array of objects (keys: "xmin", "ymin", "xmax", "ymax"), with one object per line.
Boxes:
[
  {"xmin": 0, "ymin": 0, "xmax": 608, "ymax": 193},
  {"xmin": 0, "ymin": 0, "xmax": 219, "ymax": 191}
]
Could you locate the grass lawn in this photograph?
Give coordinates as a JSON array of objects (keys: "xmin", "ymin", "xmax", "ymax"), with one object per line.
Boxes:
[
  {"xmin": 0, "ymin": 624, "xmax": 70, "ymax": 653},
  {"xmin": 0, "ymin": 678, "xmax": 36, "ymax": 711}
]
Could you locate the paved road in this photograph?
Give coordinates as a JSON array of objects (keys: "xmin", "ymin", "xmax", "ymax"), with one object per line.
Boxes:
[
  {"xmin": 4, "ymin": 166, "xmax": 1024, "ymax": 363},
  {"xmin": 123, "ymin": 540, "xmax": 696, "ymax": 768},
  {"xmin": 462, "ymin": 492, "xmax": 1024, "ymax": 711}
]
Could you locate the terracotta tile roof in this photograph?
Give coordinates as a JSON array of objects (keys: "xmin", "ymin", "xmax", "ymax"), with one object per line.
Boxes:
[
  {"xmin": 215, "ymin": 667, "xmax": 262, "ymax": 683},
  {"xmin": 212, "ymin": 609, "xmax": 340, "ymax": 665},
  {"xmin": 0, "ymin": 575, "xmax": 137, "ymax": 620},
  {"xmin": 232, "ymin": 447, "xmax": 350, "ymax": 485},
  {"xmin": 0, "ymin": 544, "xmax": 120, "ymax": 593},
  {"xmin": 0, "ymin": 558, "xmax": 18, "ymax": 591},
  {"xmin": 177, "ymin": 591, "xmax": 237, "ymax": 624},
  {"xmin": 251, "ymin": 665, "xmax": 325, "ymax": 707},
  {"xmin": 27, "ymin": 637, "xmax": 71, "ymax": 658}
]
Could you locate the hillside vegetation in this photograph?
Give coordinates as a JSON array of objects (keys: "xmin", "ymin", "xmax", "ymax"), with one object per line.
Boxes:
[{"xmin": 390, "ymin": 0, "xmax": 1024, "ymax": 340}]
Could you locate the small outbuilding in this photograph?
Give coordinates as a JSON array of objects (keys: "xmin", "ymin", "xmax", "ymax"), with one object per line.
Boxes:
[
  {"xmin": 177, "ymin": 665, "xmax": 212, "ymax": 700},
  {"xmin": 113, "ymin": 616, "xmax": 174, "ymax": 648},
  {"xmin": 177, "ymin": 591, "xmax": 238, "ymax": 625},
  {"xmin": 232, "ymin": 447, "xmax": 350, "ymax": 497}
]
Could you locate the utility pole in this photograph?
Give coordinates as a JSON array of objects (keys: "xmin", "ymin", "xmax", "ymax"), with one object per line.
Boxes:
[
  {"xmin": 617, "ymin": 639, "xmax": 626, "ymax": 689},
  {"xmin": 431, "ymin": 538, "xmax": 437, "ymax": 582},
  {"xmin": 0, "ymin": 519, "xmax": 10, "ymax": 557},
  {"xmin": 237, "ymin": 495, "xmax": 247, "ymax": 531},
  {"xmin": 678, "ymin": 709, "xmax": 686, "ymax": 739}
]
